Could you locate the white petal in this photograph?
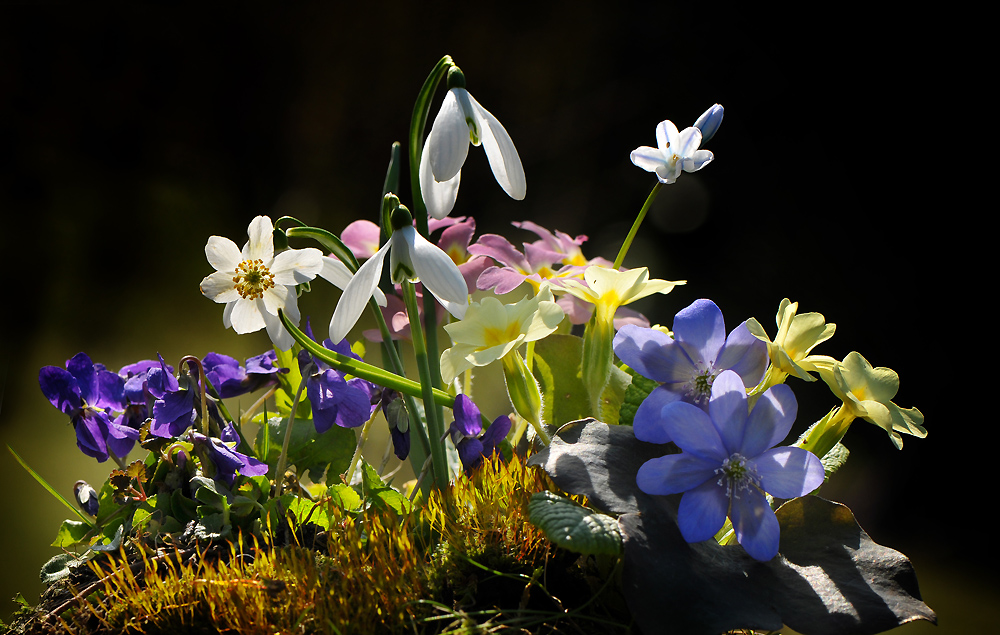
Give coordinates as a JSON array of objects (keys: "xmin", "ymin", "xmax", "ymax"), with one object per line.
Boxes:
[
  {"xmin": 683, "ymin": 149, "xmax": 714, "ymax": 172},
  {"xmin": 243, "ymin": 216, "xmax": 275, "ymax": 261},
  {"xmin": 677, "ymin": 126, "xmax": 704, "ymax": 158},
  {"xmin": 228, "ymin": 298, "xmax": 266, "ymax": 334},
  {"xmin": 420, "ymin": 141, "xmax": 461, "ymax": 219},
  {"xmin": 655, "ymin": 120, "xmax": 680, "ymax": 155},
  {"xmin": 399, "ymin": 226, "xmax": 469, "ymax": 319},
  {"xmin": 260, "ymin": 283, "xmax": 291, "ymax": 316},
  {"xmin": 319, "ymin": 255, "xmax": 388, "ymax": 306},
  {"xmin": 630, "ymin": 146, "xmax": 665, "ymax": 172},
  {"xmin": 329, "ymin": 241, "xmax": 390, "ymax": 343},
  {"xmin": 427, "ymin": 89, "xmax": 471, "ymax": 183},
  {"xmin": 205, "ymin": 236, "xmax": 241, "ymax": 272},
  {"xmin": 222, "ymin": 301, "xmax": 236, "ymax": 328},
  {"xmin": 199, "ymin": 271, "xmax": 239, "ymax": 303},
  {"xmin": 262, "ymin": 308, "xmax": 295, "ymax": 351},
  {"xmin": 472, "ymin": 95, "xmax": 526, "ymax": 200},
  {"xmin": 270, "ymin": 247, "xmax": 323, "ymax": 285}
]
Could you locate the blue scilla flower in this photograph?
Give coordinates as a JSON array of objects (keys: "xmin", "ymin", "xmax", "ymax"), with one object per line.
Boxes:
[
  {"xmin": 39, "ymin": 352, "xmax": 138, "ymax": 462},
  {"xmin": 636, "ymin": 370, "xmax": 824, "ymax": 561},
  {"xmin": 445, "ymin": 394, "xmax": 511, "ymax": 474},
  {"xmin": 614, "ymin": 298, "xmax": 768, "ymax": 444}
]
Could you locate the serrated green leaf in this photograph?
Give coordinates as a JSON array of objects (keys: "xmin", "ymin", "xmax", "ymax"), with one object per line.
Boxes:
[
  {"xmin": 51, "ymin": 519, "xmax": 93, "ymax": 548},
  {"xmin": 328, "ymin": 483, "xmax": 363, "ymax": 513},
  {"xmin": 533, "ymin": 334, "xmax": 591, "ymax": 426},
  {"xmin": 528, "ymin": 491, "xmax": 622, "ymax": 555},
  {"xmin": 361, "ymin": 461, "xmax": 412, "ymax": 515},
  {"xmin": 618, "ymin": 366, "xmax": 657, "ymax": 426}
]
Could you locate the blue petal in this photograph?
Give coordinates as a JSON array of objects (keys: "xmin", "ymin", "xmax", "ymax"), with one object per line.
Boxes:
[
  {"xmin": 676, "ymin": 479, "xmax": 729, "ymax": 543},
  {"xmin": 632, "ymin": 386, "xmax": 683, "ymax": 444},
  {"xmin": 636, "ymin": 453, "xmax": 717, "ymax": 496},
  {"xmin": 741, "ymin": 384, "xmax": 797, "ymax": 457},
  {"xmin": 707, "ymin": 370, "xmax": 748, "ymax": 454},
  {"xmin": 754, "ymin": 447, "xmax": 825, "ymax": 498},
  {"xmin": 661, "ymin": 401, "xmax": 727, "ymax": 461},
  {"xmin": 613, "ymin": 324, "xmax": 697, "ymax": 384},
  {"xmin": 39, "ymin": 366, "xmax": 81, "ymax": 415},
  {"xmin": 457, "ymin": 437, "xmax": 484, "ymax": 471},
  {"xmin": 451, "ymin": 394, "xmax": 483, "ymax": 438},
  {"xmin": 730, "ymin": 486, "xmax": 781, "ymax": 561},
  {"xmin": 716, "ymin": 322, "xmax": 769, "ymax": 388},
  {"xmin": 672, "ymin": 299, "xmax": 726, "ymax": 368}
]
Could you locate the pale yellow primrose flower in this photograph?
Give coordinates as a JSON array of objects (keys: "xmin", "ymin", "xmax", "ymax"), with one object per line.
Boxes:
[
  {"xmin": 746, "ymin": 298, "xmax": 837, "ymax": 382},
  {"xmin": 440, "ymin": 286, "xmax": 564, "ymax": 384},
  {"xmin": 559, "ymin": 266, "xmax": 684, "ymax": 323},
  {"xmin": 819, "ymin": 351, "xmax": 926, "ymax": 449}
]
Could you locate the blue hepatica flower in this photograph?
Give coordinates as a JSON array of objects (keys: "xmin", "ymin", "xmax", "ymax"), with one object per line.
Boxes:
[
  {"xmin": 298, "ymin": 331, "xmax": 376, "ymax": 434},
  {"xmin": 637, "ymin": 370, "xmax": 825, "ymax": 561},
  {"xmin": 39, "ymin": 352, "xmax": 138, "ymax": 462},
  {"xmin": 614, "ymin": 299, "xmax": 768, "ymax": 444},
  {"xmin": 203, "ymin": 350, "xmax": 286, "ymax": 399},
  {"xmin": 445, "ymin": 394, "xmax": 511, "ymax": 474},
  {"xmin": 190, "ymin": 422, "xmax": 268, "ymax": 488}
]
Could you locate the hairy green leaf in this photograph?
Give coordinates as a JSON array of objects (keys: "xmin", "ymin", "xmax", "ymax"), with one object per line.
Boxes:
[{"xmin": 528, "ymin": 491, "xmax": 622, "ymax": 555}]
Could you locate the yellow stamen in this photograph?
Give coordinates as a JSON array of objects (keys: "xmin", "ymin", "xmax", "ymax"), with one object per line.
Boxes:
[{"xmin": 232, "ymin": 258, "xmax": 275, "ymax": 300}]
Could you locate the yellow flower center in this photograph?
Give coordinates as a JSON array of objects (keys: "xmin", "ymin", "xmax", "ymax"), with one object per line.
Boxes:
[
  {"xmin": 482, "ymin": 322, "xmax": 523, "ymax": 348},
  {"xmin": 232, "ymin": 258, "xmax": 275, "ymax": 300}
]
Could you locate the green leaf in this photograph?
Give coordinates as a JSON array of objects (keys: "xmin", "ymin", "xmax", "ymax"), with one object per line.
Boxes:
[
  {"xmin": 618, "ymin": 366, "xmax": 657, "ymax": 426},
  {"xmin": 256, "ymin": 415, "xmax": 356, "ymax": 485},
  {"xmin": 8, "ymin": 445, "xmax": 93, "ymax": 528},
  {"xmin": 532, "ymin": 334, "xmax": 591, "ymax": 426},
  {"xmin": 528, "ymin": 491, "xmax": 622, "ymax": 555},
  {"xmin": 287, "ymin": 497, "xmax": 331, "ymax": 530},
  {"xmin": 328, "ymin": 483, "xmax": 363, "ymax": 513},
  {"xmin": 51, "ymin": 519, "xmax": 93, "ymax": 548},
  {"xmin": 40, "ymin": 553, "xmax": 80, "ymax": 585},
  {"xmin": 361, "ymin": 461, "xmax": 412, "ymax": 515}
]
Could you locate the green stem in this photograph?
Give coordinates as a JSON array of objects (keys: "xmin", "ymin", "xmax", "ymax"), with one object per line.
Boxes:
[
  {"xmin": 272, "ymin": 374, "xmax": 307, "ymax": 498},
  {"xmin": 408, "ymin": 56, "xmax": 455, "ymax": 440},
  {"xmin": 279, "ymin": 309, "xmax": 455, "ymax": 409},
  {"xmin": 401, "ymin": 280, "xmax": 449, "ymax": 489},
  {"xmin": 343, "ymin": 406, "xmax": 380, "ymax": 486},
  {"xmin": 613, "ymin": 182, "xmax": 663, "ymax": 269}
]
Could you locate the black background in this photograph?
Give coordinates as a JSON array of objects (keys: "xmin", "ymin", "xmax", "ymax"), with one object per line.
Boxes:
[{"xmin": 0, "ymin": 2, "xmax": 985, "ymax": 629}]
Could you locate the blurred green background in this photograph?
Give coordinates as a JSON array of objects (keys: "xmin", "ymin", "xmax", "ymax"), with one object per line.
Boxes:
[{"xmin": 1, "ymin": 2, "xmax": 986, "ymax": 632}]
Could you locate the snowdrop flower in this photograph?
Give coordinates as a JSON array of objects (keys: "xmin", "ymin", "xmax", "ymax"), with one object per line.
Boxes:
[
  {"xmin": 200, "ymin": 216, "xmax": 324, "ymax": 351},
  {"xmin": 630, "ymin": 119, "xmax": 714, "ymax": 184},
  {"xmin": 420, "ymin": 86, "xmax": 526, "ymax": 219},
  {"xmin": 329, "ymin": 213, "xmax": 469, "ymax": 343}
]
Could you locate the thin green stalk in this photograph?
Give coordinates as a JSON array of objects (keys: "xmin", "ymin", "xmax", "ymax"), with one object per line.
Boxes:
[
  {"xmin": 8, "ymin": 445, "xmax": 95, "ymax": 527},
  {"xmin": 343, "ymin": 406, "xmax": 380, "ymax": 486},
  {"xmin": 613, "ymin": 181, "xmax": 663, "ymax": 269},
  {"xmin": 279, "ymin": 309, "xmax": 455, "ymax": 409},
  {"xmin": 401, "ymin": 280, "xmax": 449, "ymax": 488},
  {"xmin": 272, "ymin": 376, "xmax": 307, "ymax": 498}
]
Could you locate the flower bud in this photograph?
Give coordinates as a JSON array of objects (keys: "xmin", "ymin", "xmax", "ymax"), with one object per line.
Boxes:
[
  {"xmin": 693, "ymin": 104, "xmax": 724, "ymax": 144},
  {"xmin": 74, "ymin": 480, "xmax": 99, "ymax": 517}
]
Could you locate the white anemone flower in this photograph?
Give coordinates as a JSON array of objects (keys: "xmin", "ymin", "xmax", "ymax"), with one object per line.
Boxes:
[
  {"xmin": 630, "ymin": 120, "xmax": 714, "ymax": 184},
  {"xmin": 329, "ymin": 225, "xmax": 469, "ymax": 343},
  {"xmin": 420, "ymin": 87, "xmax": 526, "ymax": 219},
  {"xmin": 200, "ymin": 216, "xmax": 324, "ymax": 351}
]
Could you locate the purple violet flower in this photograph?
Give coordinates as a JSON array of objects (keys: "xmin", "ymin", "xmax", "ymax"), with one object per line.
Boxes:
[
  {"xmin": 445, "ymin": 394, "xmax": 511, "ymax": 474},
  {"xmin": 298, "ymin": 328, "xmax": 377, "ymax": 434},
  {"xmin": 203, "ymin": 350, "xmax": 285, "ymax": 399},
  {"xmin": 146, "ymin": 355, "xmax": 221, "ymax": 439},
  {"xmin": 636, "ymin": 370, "xmax": 824, "ymax": 561},
  {"xmin": 190, "ymin": 422, "xmax": 268, "ymax": 488},
  {"xmin": 614, "ymin": 299, "xmax": 768, "ymax": 444},
  {"xmin": 38, "ymin": 352, "xmax": 137, "ymax": 462},
  {"xmin": 378, "ymin": 388, "xmax": 410, "ymax": 460}
]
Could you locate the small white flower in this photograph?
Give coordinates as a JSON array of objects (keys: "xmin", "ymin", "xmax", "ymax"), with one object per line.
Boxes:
[
  {"xmin": 420, "ymin": 87, "xmax": 526, "ymax": 219},
  {"xmin": 329, "ymin": 225, "xmax": 469, "ymax": 343},
  {"xmin": 200, "ymin": 216, "xmax": 323, "ymax": 351},
  {"xmin": 630, "ymin": 120, "xmax": 714, "ymax": 184}
]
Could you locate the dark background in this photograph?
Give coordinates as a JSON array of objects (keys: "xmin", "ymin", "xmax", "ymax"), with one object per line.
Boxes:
[{"xmin": 1, "ymin": 2, "xmax": 986, "ymax": 631}]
